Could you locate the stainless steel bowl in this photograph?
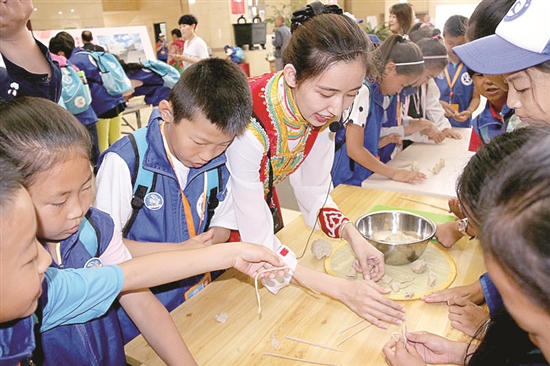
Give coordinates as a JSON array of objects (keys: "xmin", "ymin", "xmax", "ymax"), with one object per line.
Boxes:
[{"xmin": 355, "ymin": 211, "xmax": 436, "ymax": 266}]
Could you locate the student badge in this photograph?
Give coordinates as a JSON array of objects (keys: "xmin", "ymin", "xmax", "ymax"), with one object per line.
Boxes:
[
  {"xmin": 144, "ymin": 192, "xmax": 164, "ymax": 210},
  {"xmin": 84, "ymin": 257, "xmax": 103, "ymax": 268}
]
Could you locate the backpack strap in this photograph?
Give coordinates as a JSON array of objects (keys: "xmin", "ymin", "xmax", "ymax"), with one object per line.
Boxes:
[
  {"xmin": 203, "ymin": 166, "xmax": 223, "ymax": 230},
  {"xmin": 122, "ymin": 127, "xmax": 157, "ymax": 238},
  {"xmin": 80, "ymin": 211, "xmax": 101, "ymax": 257}
]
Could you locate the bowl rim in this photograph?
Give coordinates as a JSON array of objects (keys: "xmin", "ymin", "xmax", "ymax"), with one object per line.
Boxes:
[{"xmin": 354, "ymin": 210, "xmax": 437, "ymax": 245}]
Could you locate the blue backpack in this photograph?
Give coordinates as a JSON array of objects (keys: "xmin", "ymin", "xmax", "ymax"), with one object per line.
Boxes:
[
  {"xmin": 82, "ymin": 51, "xmax": 132, "ymax": 96},
  {"xmin": 141, "ymin": 59, "xmax": 181, "ymax": 88},
  {"xmin": 60, "ymin": 63, "xmax": 92, "ymax": 115}
]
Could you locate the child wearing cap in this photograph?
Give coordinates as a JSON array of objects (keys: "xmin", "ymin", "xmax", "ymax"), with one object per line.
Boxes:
[
  {"xmin": 156, "ymin": 33, "xmax": 168, "ymax": 63},
  {"xmin": 454, "ymin": 0, "xmax": 550, "ymax": 126}
]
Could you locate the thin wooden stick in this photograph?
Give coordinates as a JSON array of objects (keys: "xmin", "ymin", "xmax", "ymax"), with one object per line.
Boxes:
[
  {"xmin": 286, "ymin": 336, "xmax": 342, "ymax": 352},
  {"xmin": 263, "ymin": 353, "xmax": 339, "ymax": 366},
  {"xmin": 398, "ymin": 196, "xmax": 448, "ymax": 212},
  {"xmin": 336, "ymin": 319, "xmax": 365, "ymax": 335},
  {"xmin": 336, "ymin": 323, "xmax": 372, "ymax": 346}
]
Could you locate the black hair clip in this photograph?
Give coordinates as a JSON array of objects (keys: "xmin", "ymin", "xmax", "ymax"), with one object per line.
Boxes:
[{"xmin": 291, "ymin": 1, "xmax": 343, "ymax": 33}]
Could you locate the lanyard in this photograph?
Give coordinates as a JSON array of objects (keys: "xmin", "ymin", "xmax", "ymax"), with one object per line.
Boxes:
[
  {"xmin": 444, "ymin": 62, "xmax": 463, "ymax": 103},
  {"xmin": 160, "ymin": 122, "xmax": 207, "ymax": 238}
]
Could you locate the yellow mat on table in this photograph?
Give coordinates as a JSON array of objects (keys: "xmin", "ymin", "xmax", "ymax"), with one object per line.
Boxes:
[{"xmin": 324, "ymin": 205, "xmax": 457, "ymax": 301}]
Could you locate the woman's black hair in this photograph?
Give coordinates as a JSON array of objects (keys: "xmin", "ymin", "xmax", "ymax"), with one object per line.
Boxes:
[{"xmin": 284, "ymin": 1, "xmax": 371, "ymax": 85}]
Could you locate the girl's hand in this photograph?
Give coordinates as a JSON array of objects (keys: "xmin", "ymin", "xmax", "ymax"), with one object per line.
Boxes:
[
  {"xmin": 428, "ymin": 131, "xmax": 446, "ymax": 144},
  {"xmin": 440, "ymin": 101, "xmax": 457, "ymax": 117},
  {"xmin": 383, "ymin": 337, "xmax": 426, "ymax": 366},
  {"xmin": 340, "ymin": 279, "xmax": 406, "ymax": 329},
  {"xmin": 402, "ymin": 331, "xmax": 469, "ymax": 365},
  {"xmin": 453, "ymin": 110, "xmax": 473, "ymax": 122},
  {"xmin": 421, "ymin": 281, "xmax": 484, "ymax": 304},
  {"xmin": 409, "ymin": 118, "xmax": 437, "ymax": 136},
  {"xmin": 231, "ymin": 243, "xmax": 287, "ymax": 279},
  {"xmin": 434, "ymin": 221, "xmax": 463, "ymax": 248},
  {"xmin": 447, "ymin": 197, "xmax": 464, "ymax": 218},
  {"xmin": 379, "ymin": 133, "xmax": 403, "ymax": 148},
  {"xmin": 392, "ymin": 169, "xmax": 427, "ymax": 184},
  {"xmin": 448, "ymin": 296, "xmax": 489, "ymax": 338},
  {"xmin": 442, "ymin": 128, "xmax": 462, "ymax": 139}
]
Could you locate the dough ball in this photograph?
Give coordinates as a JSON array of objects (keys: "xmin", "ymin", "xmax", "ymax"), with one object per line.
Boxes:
[{"xmin": 311, "ymin": 239, "xmax": 332, "ymax": 260}]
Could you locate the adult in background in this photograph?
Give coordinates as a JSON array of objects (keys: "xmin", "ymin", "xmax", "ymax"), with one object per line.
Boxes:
[
  {"xmin": 156, "ymin": 33, "xmax": 168, "ymax": 63},
  {"xmin": 81, "ymin": 30, "xmax": 105, "ymax": 52},
  {"xmin": 388, "ymin": 3, "xmax": 414, "ymax": 36},
  {"xmin": 173, "ymin": 14, "xmax": 209, "ymax": 70},
  {"xmin": 168, "ymin": 28, "xmax": 185, "ymax": 72},
  {"xmin": 272, "ymin": 15, "xmax": 291, "ymax": 71}
]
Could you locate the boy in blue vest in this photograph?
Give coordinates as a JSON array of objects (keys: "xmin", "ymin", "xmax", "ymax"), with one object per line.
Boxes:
[{"xmin": 95, "ymin": 58, "xmax": 253, "ymax": 342}]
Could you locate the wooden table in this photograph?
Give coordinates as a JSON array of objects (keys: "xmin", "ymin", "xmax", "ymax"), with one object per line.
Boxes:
[
  {"xmin": 125, "ymin": 186, "xmax": 485, "ymax": 366},
  {"xmin": 362, "ymin": 128, "xmax": 475, "ymax": 198}
]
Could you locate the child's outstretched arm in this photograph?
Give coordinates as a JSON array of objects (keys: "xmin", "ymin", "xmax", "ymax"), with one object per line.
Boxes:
[
  {"xmin": 346, "ymin": 123, "xmax": 426, "ymax": 183},
  {"xmin": 454, "ymin": 89, "xmax": 480, "ymax": 123},
  {"xmin": 119, "ymin": 242, "xmax": 287, "ymax": 292},
  {"xmin": 120, "ymin": 290, "xmax": 197, "ymax": 366},
  {"xmin": 0, "ymin": 0, "xmax": 50, "ymax": 76},
  {"xmin": 123, "ymin": 230, "xmax": 217, "ymax": 257}
]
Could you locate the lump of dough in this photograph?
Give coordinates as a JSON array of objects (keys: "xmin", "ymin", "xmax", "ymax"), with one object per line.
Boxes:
[
  {"xmin": 311, "ymin": 239, "xmax": 332, "ymax": 260},
  {"xmin": 372, "ymin": 230, "xmax": 419, "ymax": 243},
  {"xmin": 346, "ymin": 267, "xmax": 357, "ymax": 278},
  {"xmin": 411, "ymin": 259, "xmax": 427, "ymax": 274},
  {"xmin": 215, "ymin": 312, "xmax": 229, "ymax": 324}
]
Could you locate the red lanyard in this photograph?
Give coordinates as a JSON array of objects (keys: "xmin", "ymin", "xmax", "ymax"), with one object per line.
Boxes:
[{"xmin": 444, "ymin": 62, "xmax": 463, "ymax": 103}]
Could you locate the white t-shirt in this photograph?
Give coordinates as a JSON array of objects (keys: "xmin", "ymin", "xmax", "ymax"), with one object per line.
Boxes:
[{"xmin": 183, "ymin": 36, "xmax": 209, "ymax": 69}]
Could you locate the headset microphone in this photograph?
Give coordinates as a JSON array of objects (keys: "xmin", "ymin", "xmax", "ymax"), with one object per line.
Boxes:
[{"xmin": 329, "ymin": 120, "xmax": 342, "ymax": 132}]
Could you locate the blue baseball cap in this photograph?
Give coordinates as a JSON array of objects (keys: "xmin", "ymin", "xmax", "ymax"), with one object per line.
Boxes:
[{"xmin": 454, "ymin": 0, "xmax": 550, "ymax": 74}]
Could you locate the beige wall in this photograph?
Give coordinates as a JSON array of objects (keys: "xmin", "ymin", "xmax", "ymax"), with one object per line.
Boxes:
[{"xmin": 29, "ymin": 0, "xmax": 481, "ymax": 77}]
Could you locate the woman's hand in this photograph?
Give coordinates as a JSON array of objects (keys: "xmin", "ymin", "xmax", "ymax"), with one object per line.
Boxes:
[
  {"xmin": 392, "ymin": 169, "xmax": 427, "ymax": 184},
  {"xmin": 340, "ymin": 279, "xmax": 406, "ymax": 329},
  {"xmin": 342, "ymin": 224, "xmax": 384, "ymax": 281}
]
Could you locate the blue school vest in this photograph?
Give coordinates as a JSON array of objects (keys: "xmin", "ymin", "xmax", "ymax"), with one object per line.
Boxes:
[
  {"xmin": 69, "ymin": 48, "xmax": 125, "ymax": 117},
  {"xmin": 97, "ymin": 109, "xmax": 229, "ymax": 342},
  {"xmin": 331, "ymin": 80, "xmax": 388, "ymax": 187},
  {"xmin": 472, "ymin": 101, "xmax": 512, "ymax": 145},
  {"xmin": 434, "ymin": 62, "xmax": 474, "ymax": 128},
  {"xmin": 35, "ymin": 208, "xmax": 126, "ymax": 366},
  {"xmin": 0, "ymin": 316, "xmax": 35, "ymax": 366}
]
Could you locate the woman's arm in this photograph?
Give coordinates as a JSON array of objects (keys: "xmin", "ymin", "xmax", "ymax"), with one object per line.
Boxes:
[{"xmin": 119, "ymin": 290, "xmax": 197, "ymax": 366}]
